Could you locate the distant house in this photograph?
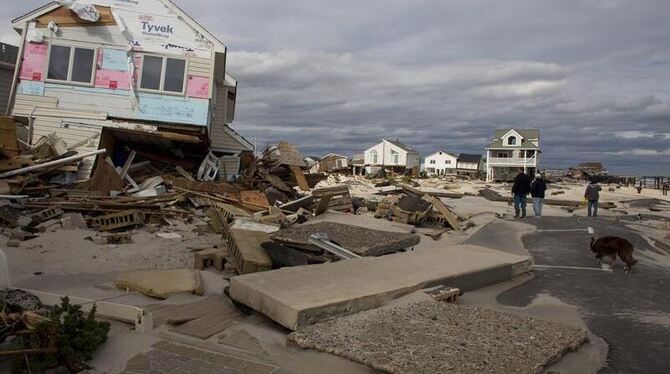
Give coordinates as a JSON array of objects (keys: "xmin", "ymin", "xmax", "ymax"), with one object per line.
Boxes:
[
  {"xmin": 319, "ymin": 153, "xmax": 348, "ymax": 173},
  {"xmin": 364, "ymin": 139, "xmax": 420, "ymax": 171},
  {"xmin": 485, "ymin": 129, "xmax": 540, "ymax": 182},
  {"xmin": 424, "ymin": 151, "xmax": 458, "ymax": 176},
  {"xmin": 456, "ymin": 154, "xmax": 483, "ymax": 173},
  {"xmin": 304, "ymin": 156, "xmax": 320, "ymax": 173},
  {"xmin": 0, "ymin": 43, "xmax": 18, "ymax": 115}
]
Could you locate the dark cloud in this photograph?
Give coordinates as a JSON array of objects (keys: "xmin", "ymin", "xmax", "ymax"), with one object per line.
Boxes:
[{"xmin": 2, "ymin": 0, "xmax": 669, "ymax": 174}]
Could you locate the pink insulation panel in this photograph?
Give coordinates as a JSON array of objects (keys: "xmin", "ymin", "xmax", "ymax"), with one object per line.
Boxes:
[
  {"xmin": 19, "ymin": 42, "xmax": 48, "ymax": 81},
  {"xmin": 186, "ymin": 75, "xmax": 210, "ymax": 98}
]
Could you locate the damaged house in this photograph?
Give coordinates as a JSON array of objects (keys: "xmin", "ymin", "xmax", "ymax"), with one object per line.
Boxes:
[
  {"xmin": 485, "ymin": 129, "xmax": 540, "ymax": 182},
  {"xmin": 364, "ymin": 139, "xmax": 420, "ymax": 174},
  {"xmin": 7, "ymin": 0, "xmax": 252, "ymax": 180},
  {"xmin": 318, "ymin": 153, "xmax": 348, "ymax": 173}
]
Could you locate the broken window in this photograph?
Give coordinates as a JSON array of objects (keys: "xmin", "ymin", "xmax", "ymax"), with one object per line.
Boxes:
[
  {"xmin": 47, "ymin": 45, "xmax": 96, "ymax": 84},
  {"xmin": 507, "ymin": 136, "xmax": 517, "ymax": 146},
  {"xmin": 140, "ymin": 55, "xmax": 187, "ymax": 94}
]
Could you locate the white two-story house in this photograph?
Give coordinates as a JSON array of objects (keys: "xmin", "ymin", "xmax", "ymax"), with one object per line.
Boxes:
[
  {"xmin": 485, "ymin": 129, "xmax": 540, "ymax": 182},
  {"xmin": 7, "ymin": 0, "xmax": 252, "ymax": 179},
  {"xmin": 364, "ymin": 139, "xmax": 420, "ymax": 173},
  {"xmin": 424, "ymin": 151, "xmax": 458, "ymax": 176}
]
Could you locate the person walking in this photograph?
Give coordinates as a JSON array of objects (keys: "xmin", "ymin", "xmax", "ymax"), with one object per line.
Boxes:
[
  {"xmin": 584, "ymin": 179, "xmax": 602, "ymax": 217},
  {"xmin": 530, "ymin": 174, "xmax": 547, "ymax": 217},
  {"xmin": 512, "ymin": 169, "xmax": 532, "ymax": 218}
]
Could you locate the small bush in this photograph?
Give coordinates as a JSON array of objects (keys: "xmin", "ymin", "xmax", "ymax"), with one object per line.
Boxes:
[{"xmin": 12, "ymin": 297, "xmax": 110, "ymax": 373}]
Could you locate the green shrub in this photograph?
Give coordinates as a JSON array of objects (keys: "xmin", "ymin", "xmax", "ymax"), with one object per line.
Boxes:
[{"xmin": 12, "ymin": 297, "xmax": 110, "ymax": 373}]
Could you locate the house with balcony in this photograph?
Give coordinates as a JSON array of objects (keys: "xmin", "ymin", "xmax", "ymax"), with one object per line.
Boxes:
[
  {"xmin": 485, "ymin": 129, "xmax": 540, "ymax": 182},
  {"xmin": 363, "ymin": 139, "xmax": 420, "ymax": 174},
  {"xmin": 7, "ymin": 0, "xmax": 252, "ymax": 179}
]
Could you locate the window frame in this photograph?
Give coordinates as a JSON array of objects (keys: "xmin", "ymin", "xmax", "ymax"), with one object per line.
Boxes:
[
  {"xmin": 45, "ymin": 43, "xmax": 98, "ymax": 87},
  {"xmin": 370, "ymin": 149, "xmax": 378, "ymax": 164},
  {"xmin": 138, "ymin": 53, "xmax": 189, "ymax": 96},
  {"xmin": 507, "ymin": 136, "xmax": 517, "ymax": 146}
]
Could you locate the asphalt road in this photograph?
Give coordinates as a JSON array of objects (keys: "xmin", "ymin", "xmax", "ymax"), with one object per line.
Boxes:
[{"xmin": 468, "ymin": 216, "xmax": 670, "ymax": 374}]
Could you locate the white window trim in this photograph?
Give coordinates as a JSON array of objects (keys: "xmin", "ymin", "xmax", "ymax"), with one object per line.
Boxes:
[
  {"xmin": 138, "ymin": 54, "xmax": 189, "ymax": 96},
  {"xmin": 45, "ymin": 43, "xmax": 97, "ymax": 87}
]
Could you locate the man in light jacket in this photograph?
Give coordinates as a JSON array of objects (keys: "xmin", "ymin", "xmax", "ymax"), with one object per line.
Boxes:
[{"xmin": 530, "ymin": 174, "xmax": 547, "ymax": 217}]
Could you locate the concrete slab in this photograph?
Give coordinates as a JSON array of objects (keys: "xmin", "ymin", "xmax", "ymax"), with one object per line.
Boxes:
[
  {"xmin": 306, "ymin": 211, "xmax": 415, "ymax": 233},
  {"xmin": 230, "ymin": 244, "xmax": 532, "ymax": 330},
  {"xmin": 116, "ymin": 269, "xmax": 204, "ymax": 300},
  {"xmin": 269, "ymin": 221, "xmax": 421, "ymax": 256}
]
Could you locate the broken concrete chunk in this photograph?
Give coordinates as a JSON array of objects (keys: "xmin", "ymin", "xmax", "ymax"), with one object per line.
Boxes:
[
  {"xmin": 116, "ymin": 269, "xmax": 204, "ymax": 299},
  {"xmin": 60, "ymin": 213, "xmax": 87, "ymax": 229},
  {"xmin": 270, "ymin": 222, "xmax": 420, "ymax": 256},
  {"xmin": 227, "ymin": 228, "xmax": 273, "ymax": 274}
]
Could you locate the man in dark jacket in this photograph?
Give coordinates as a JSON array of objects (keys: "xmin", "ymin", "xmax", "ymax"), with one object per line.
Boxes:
[
  {"xmin": 584, "ymin": 179, "xmax": 602, "ymax": 217},
  {"xmin": 530, "ymin": 174, "xmax": 547, "ymax": 217},
  {"xmin": 511, "ymin": 169, "xmax": 532, "ymax": 218}
]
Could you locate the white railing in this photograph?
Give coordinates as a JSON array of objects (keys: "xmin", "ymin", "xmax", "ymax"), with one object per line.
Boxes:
[{"xmin": 488, "ymin": 156, "xmax": 537, "ymax": 166}]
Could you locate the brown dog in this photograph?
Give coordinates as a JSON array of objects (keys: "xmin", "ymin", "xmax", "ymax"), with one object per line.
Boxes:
[{"xmin": 590, "ymin": 236, "xmax": 638, "ymax": 273}]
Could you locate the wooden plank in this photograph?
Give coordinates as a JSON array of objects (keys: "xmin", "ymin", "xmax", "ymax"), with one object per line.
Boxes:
[
  {"xmin": 313, "ymin": 194, "xmax": 331, "ymax": 216},
  {"xmin": 239, "ymin": 190, "xmax": 270, "ymax": 212},
  {"xmin": 291, "ymin": 165, "xmax": 310, "ymax": 191},
  {"xmin": 0, "ymin": 117, "xmax": 19, "ymax": 157},
  {"xmin": 36, "ymin": 5, "xmax": 116, "ymax": 28},
  {"xmin": 424, "ymin": 195, "xmax": 461, "ymax": 232},
  {"xmin": 90, "ymin": 157, "xmax": 123, "ymax": 194},
  {"xmin": 119, "ymin": 150, "xmax": 136, "ymax": 179}
]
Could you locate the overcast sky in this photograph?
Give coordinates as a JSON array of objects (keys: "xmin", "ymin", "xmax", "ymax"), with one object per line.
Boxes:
[{"xmin": 2, "ymin": 1, "xmax": 669, "ymax": 174}]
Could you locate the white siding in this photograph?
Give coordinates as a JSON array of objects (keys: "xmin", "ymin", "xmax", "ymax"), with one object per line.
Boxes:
[
  {"xmin": 364, "ymin": 140, "xmax": 419, "ymax": 168},
  {"xmin": 424, "ymin": 151, "xmax": 458, "ymax": 175}
]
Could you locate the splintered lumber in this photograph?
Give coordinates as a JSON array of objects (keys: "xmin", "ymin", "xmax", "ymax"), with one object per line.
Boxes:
[
  {"xmin": 313, "ymin": 194, "xmax": 331, "ymax": 216},
  {"xmin": 424, "ymin": 195, "xmax": 462, "ymax": 231},
  {"xmin": 90, "ymin": 157, "xmax": 124, "ymax": 194},
  {"xmin": 0, "ymin": 117, "xmax": 19, "ymax": 158},
  {"xmin": 0, "ymin": 149, "xmax": 106, "ymax": 179},
  {"xmin": 400, "ymin": 183, "xmax": 464, "ymax": 199},
  {"xmin": 290, "ymin": 165, "xmax": 310, "ymax": 191},
  {"xmin": 312, "ymin": 185, "xmax": 353, "ymax": 212}
]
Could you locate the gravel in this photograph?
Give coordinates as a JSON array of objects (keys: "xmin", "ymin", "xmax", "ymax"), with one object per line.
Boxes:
[{"xmin": 288, "ymin": 300, "xmax": 588, "ymax": 374}]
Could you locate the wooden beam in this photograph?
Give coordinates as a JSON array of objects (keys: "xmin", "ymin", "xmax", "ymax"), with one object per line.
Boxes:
[
  {"xmin": 0, "ymin": 149, "xmax": 106, "ymax": 179},
  {"xmin": 290, "ymin": 165, "xmax": 310, "ymax": 191}
]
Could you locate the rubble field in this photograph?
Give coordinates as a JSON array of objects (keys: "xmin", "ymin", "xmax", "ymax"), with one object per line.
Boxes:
[{"xmin": 289, "ymin": 300, "xmax": 588, "ymax": 374}]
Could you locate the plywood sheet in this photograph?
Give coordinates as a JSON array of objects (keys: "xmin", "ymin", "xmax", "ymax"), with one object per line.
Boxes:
[{"xmin": 36, "ymin": 6, "xmax": 117, "ymax": 28}]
